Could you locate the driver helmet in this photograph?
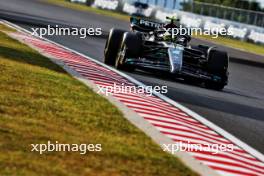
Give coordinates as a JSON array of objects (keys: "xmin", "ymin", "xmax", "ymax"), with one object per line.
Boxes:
[{"xmin": 164, "ymin": 16, "xmax": 179, "ymax": 29}]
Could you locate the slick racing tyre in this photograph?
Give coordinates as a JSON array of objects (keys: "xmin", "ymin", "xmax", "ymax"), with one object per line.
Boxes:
[
  {"xmin": 104, "ymin": 28, "xmax": 126, "ymax": 65},
  {"xmin": 115, "ymin": 32, "xmax": 142, "ymax": 71},
  {"xmin": 205, "ymin": 49, "xmax": 229, "ymax": 90}
]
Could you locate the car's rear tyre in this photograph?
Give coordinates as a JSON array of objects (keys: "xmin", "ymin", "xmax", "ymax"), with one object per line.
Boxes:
[
  {"xmin": 115, "ymin": 32, "xmax": 142, "ymax": 71},
  {"xmin": 104, "ymin": 28, "xmax": 126, "ymax": 66},
  {"xmin": 205, "ymin": 49, "xmax": 229, "ymax": 90}
]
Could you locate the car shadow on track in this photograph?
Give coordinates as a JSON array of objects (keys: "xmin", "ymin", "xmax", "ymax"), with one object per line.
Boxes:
[{"xmin": 127, "ymin": 68, "xmax": 214, "ymax": 90}]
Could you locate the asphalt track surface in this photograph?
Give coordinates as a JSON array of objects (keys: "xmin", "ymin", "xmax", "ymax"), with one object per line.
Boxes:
[{"xmin": 1, "ymin": 0, "xmax": 264, "ymax": 154}]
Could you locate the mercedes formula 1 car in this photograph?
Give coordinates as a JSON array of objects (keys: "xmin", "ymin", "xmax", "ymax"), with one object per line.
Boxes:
[{"xmin": 104, "ymin": 16, "xmax": 229, "ymax": 90}]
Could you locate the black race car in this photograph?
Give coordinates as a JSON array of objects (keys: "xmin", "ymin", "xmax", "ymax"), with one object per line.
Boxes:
[{"xmin": 104, "ymin": 16, "xmax": 229, "ymax": 90}]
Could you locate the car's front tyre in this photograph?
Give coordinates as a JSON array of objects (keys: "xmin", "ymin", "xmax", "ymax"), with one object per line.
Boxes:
[
  {"xmin": 115, "ymin": 32, "xmax": 142, "ymax": 71},
  {"xmin": 205, "ymin": 49, "xmax": 229, "ymax": 90},
  {"xmin": 104, "ymin": 28, "xmax": 126, "ymax": 66}
]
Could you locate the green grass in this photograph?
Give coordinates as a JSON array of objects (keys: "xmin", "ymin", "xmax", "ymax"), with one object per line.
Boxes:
[
  {"xmin": 195, "ymin": 34, "xmax": 264, "ymax": 56},
  {"xmin": 45, "ymin": 0, "xmax": 130, "ymax": 21},
  {"xmin": 0, "ymin": 23, "xmax": 16, "ymax": 32},
  {"xmin": 45, "ymin": 0, "xmax": 264, "ymax": 56},
  {"xmin": 0, "ymin": 25, "xmax": 198, "ymax": 176}
]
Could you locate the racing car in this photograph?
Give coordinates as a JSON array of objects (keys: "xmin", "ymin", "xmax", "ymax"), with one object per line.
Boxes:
[{"xmin": 104, "ymin": 16, "xmax": 229, "ymax": 90}]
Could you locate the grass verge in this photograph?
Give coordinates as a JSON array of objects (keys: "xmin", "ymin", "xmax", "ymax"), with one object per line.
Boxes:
[
  {"xmin": 195, "ymin": 34, "xmax": 264, "ymax": 56},
  {"xmin": 45, "ymin": 0, "xmax": 264, "ymax": 56},
  {"xmin": 0, "ymin": 24, "xmax": 198, "ymax": 176}
]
